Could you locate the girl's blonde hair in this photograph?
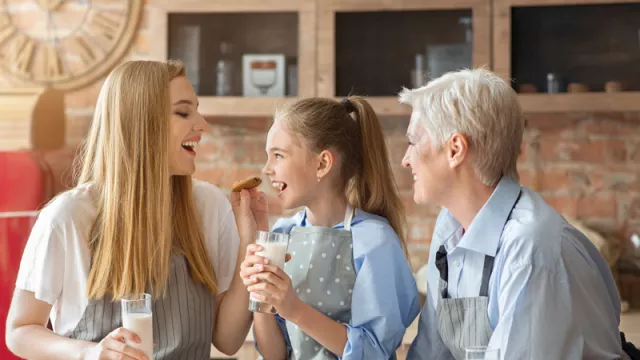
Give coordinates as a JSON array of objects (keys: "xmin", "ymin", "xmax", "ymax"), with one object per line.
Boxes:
[
  {"xmin": 76, "ymin": 60, "xmax": 217, "ymax": 300},
  {"xmin": 276, "ymin": 97, "xmax": 408, "ymax": 257}
]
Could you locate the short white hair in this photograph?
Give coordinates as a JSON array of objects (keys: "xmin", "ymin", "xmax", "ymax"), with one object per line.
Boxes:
[{"xmin": 399, "ymin": 68, "xmax": 524, "ymax": 187}]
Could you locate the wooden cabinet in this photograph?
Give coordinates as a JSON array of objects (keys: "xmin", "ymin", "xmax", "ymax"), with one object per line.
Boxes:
[
  {"xmin": 317, "ymin": 0, "xmax": 491, "ymax": 117},
  {"xmin": 149, "ymin": 0, "xmax": 495, "ymax": 119},
  {"xmin": 493, "ymin": 0, "xmax": 640, "ymax": 112},
  {"xmin": 150, "ymin": 0, "xmax": 640, "ymax": 117},
  {"xmin": 149, "ymin": 0, "xmax": 316, "ymax": 119}
]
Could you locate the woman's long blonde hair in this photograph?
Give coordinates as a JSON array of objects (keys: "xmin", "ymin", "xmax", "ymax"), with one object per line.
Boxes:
[{"xmin": 76, "ymin": 60, "xmax": 217, "ymax": 300}]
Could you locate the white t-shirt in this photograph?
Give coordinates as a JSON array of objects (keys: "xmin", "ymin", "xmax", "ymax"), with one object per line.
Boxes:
[{"xmin": 15, "ymin": 179, "xmax": 240, "ymax": 337}]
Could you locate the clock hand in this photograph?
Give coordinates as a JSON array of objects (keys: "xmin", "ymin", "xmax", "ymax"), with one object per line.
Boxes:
[{"xmin": 50, "ymin": 0, "xmax": 65, "ymax": 12}]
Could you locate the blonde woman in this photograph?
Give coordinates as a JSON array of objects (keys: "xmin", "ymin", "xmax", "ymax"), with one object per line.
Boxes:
[{"xmin": 5, "ymin": 60, "xmax": 259, "ymax": 360}]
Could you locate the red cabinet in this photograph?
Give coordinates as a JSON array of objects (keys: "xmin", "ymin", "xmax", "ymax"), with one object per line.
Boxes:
[{"xmin": 0, "ymin": 150, "xmax": 74, "ymax": 359}]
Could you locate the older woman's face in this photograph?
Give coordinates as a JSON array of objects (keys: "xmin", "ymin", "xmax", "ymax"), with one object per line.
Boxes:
[{"xmin": 401, "ymin": 112, "xmax": 451, "ymax": 206}]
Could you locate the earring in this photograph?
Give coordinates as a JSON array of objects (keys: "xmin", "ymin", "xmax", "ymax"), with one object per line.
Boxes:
[{"xmin": 317, "ymin": 177, "xmax": 321, "ymax": 182}]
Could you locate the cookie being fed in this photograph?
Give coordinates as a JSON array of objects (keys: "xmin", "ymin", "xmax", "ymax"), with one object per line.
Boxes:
[{"xmin": 231, "ymin": 176, "xmax": 263, "ymax": 192}]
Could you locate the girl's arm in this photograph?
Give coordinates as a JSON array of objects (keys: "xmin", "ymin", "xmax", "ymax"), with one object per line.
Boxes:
[
  {"xmin": 252, "ymin": 313, "xmax": 289, "ymax": 359},
  {"xmin": 239, "ymin": 244, "xmax": 290, "ymax": 359},
  {"xmin": 249, "ymin": 265, "xmax": 348, "ymax": 356}
]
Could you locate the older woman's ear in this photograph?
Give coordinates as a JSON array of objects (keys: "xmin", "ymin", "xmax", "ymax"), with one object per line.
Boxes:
[{"xmin": 446, "ymin": 132, "xmax": 470, "ymax": 168}]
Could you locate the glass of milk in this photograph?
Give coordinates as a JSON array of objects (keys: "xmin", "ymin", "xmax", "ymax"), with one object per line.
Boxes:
[
  {"xmin": 248, "ymin": 230, "xmax": 290, "ymax": 314},
  {"xmin": 121, "ymin": 293, "xmax": 153, "ymax": 358},
  {"xmin": 465, "ymin": 346, "xmax": 500, "ymax": 360}
]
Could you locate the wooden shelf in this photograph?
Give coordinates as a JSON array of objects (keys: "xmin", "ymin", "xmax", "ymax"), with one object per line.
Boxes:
[
  {"xmin": 197, "ymin": 96, "xmax": 298, "ymax": 118},
  {"xmin": 518, "ymin": 92, "xmax": 640, "ymax": 113},
  {"xmin": 152, "ymin": 0, "xmax": 305, "ymax": 13},
  {"xmin": 197, "ymin": 96, "xmax": 412, "ymax": 119},
  {"xmin": 507, "ymin": 0, "xmax": 638, "ymax": 5}
]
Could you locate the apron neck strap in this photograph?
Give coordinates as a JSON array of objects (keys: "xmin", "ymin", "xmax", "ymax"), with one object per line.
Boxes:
[
  {"xmin": 344, "ymin": 204, "xmax": 354, "ymax": 231},
  {"xmin": 436, "ymin": 244, "xmax": 495, "ymax": 298},
  {"xmin": 479, "ymin": 255, "xmax": 495, "ymax": 297}
]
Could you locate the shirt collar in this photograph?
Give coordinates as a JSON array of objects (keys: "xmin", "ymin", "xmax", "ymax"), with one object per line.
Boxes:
[
  {"xmin": 299, "ymin": 207, "xmax": 370, "ymax": 229},
  {"xmin": 440, "ymin": 176, "xmax": 522, "ymax": 257}
]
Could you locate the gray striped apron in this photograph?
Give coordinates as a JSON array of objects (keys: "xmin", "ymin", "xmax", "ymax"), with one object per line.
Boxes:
[
  {"xmin": 434, "ymin": 245, "xmax": 635, "ymax": 360},
  {"xmin": 282, "ymin": 205, "xmax": 359, "ymax": 360},
  {"xmin": 435, "ymin": 245, "xmax": 495, "ymax": 360},
  {"xmin": 69, "ymin": 253, "xmax": 215, "ymax": 360}
]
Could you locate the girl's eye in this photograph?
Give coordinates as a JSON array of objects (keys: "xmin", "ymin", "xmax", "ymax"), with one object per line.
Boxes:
[
  {"xmin": 274, "ymin": 153, "xmax": 283, "ymax": 159},
  {"xmin": 176, "ymin": 112, "xmax": 189, "ymax": 118}
]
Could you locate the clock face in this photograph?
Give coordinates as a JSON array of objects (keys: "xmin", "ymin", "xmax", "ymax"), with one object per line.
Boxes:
[{"xmin": 0, "ymin": 0, "xmax": 143, "ymax": 90}]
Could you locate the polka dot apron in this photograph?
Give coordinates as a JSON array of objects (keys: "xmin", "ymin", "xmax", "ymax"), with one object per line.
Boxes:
[{"xmin": 283, "ymin": 205, "xmax": 357, "ymax": 359}]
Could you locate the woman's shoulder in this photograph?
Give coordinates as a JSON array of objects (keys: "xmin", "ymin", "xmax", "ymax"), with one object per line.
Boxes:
[
  {"xmin": 39, "ymin": 183, "xmax": 97, "ymax": 229},
  {"xmin": 191, "ymin": 179, "xmax": 232, "ymax": 214},
  {"xmin": 192, "ymin": 178, "xmax": 227, "ymax": 201}
]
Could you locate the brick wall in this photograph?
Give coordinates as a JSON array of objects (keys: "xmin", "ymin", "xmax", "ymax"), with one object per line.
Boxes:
[
  {"xmin": 1, "ymin": 4, "xmax": 638, "ymax": 272},
  {"xmin": 520, "ymin": 114, "xmax": 640, "ymax": 247},
  {"xmin": 190, "ymin": 114, "xmax": 640, "ymax": 271}
]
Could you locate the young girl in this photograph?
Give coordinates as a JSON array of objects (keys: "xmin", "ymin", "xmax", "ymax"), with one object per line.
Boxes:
[
  {"xmin": 5, "ymin": 60, "xmax": 258, "ymax": 360},
  {"xmin": 239, "ymin": 97, "xmax": 421, "ymax": 359}
]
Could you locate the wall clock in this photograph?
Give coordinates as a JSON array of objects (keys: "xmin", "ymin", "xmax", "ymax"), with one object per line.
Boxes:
[{"xmin": 0, "ymin": 0, "xmax": 143, "ymax": 90}]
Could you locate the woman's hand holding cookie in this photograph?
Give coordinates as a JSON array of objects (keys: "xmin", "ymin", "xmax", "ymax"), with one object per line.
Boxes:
[{"xmin": 231, "ymin": 176, "xmax": 269, "ymax": 243}]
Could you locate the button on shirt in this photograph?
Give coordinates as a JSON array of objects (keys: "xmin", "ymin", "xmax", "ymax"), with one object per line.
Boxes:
[{"xmin": 407, "ymin": 177, "xmax": 623, "ymax": 360}]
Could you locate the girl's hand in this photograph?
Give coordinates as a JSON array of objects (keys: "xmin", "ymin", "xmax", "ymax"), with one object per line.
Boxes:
[
  {"xmin": 239, "ymin": 244, "xmax": 269, "ymax": 287},
  {"xmin": 247, "ymin": 264, "xmax": 303, "ymax": 321}
]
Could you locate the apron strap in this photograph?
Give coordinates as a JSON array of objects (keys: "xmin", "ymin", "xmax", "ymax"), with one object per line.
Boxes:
[
  {"xmin": 479, "ymin": 255, "xmax": 495, "ymax": 297},
  {"xmin": 344, "ymin": 204, "xmax": 354, "ymax": 231},
  {"xmin": 435, "ymin": 245, "xmax": 449, "ymax": 298},
  {"xmin": 435, "ymin": 244, "xmax": 496, "ymax": 298}
]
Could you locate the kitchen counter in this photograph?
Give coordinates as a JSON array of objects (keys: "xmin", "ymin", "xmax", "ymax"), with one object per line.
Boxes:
[{"xmin": 211, "ymin": 311, "xmax": 640, "ymax": 359}]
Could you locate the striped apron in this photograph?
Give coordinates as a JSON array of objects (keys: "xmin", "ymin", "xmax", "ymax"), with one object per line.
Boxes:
[
  {"xmin": 435, "ymin": 245, "xmax": 634, "ymax": 360},
  {"xmin": 435, "ymin": 244, "xmax": 495, "ymax": 360},
  {"xmin": 69, "ymin": 253, "xmax": 215, "ymax": 360}
]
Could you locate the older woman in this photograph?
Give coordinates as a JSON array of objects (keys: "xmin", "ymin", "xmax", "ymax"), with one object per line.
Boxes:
[{"xmin": 400, "ymin": 68, "xmax": 628, "ymax": 360}]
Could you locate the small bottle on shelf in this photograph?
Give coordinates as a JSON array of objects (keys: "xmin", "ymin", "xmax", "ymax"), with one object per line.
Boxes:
[
  {"xmin": 546, "ymin": 73, "xmax": 560, "ymax": 93},
  {"xmin": 216, "ymin": 42, "xmax": 235, "ymax": 96}
]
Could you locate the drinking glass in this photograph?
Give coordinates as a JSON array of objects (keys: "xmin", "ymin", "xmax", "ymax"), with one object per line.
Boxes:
[
  {"xmin": 248, "ymin": 231, "xmax": 290, "ymax": 313},
  {"xmin": 121, "ymin": 293, "xmax": 153, "ymax": 358},
  {"xmin": 465, "ymin": 346, "xmax": 500, "ymax": 360}
]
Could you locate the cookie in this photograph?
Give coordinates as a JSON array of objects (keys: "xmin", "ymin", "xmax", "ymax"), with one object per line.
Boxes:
[{"xmin": 231, "ymin": 176, "xmax": 263, "ymax": 192}]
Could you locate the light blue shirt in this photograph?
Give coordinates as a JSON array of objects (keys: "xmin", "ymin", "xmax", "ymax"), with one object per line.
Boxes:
[
  {"xmin": 261, "ymin": 208, "xmax": 421, "ymax": 359},
  {"xmin": 407, "ymin": 177, "xmax": 623, "ymax": 360}
]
